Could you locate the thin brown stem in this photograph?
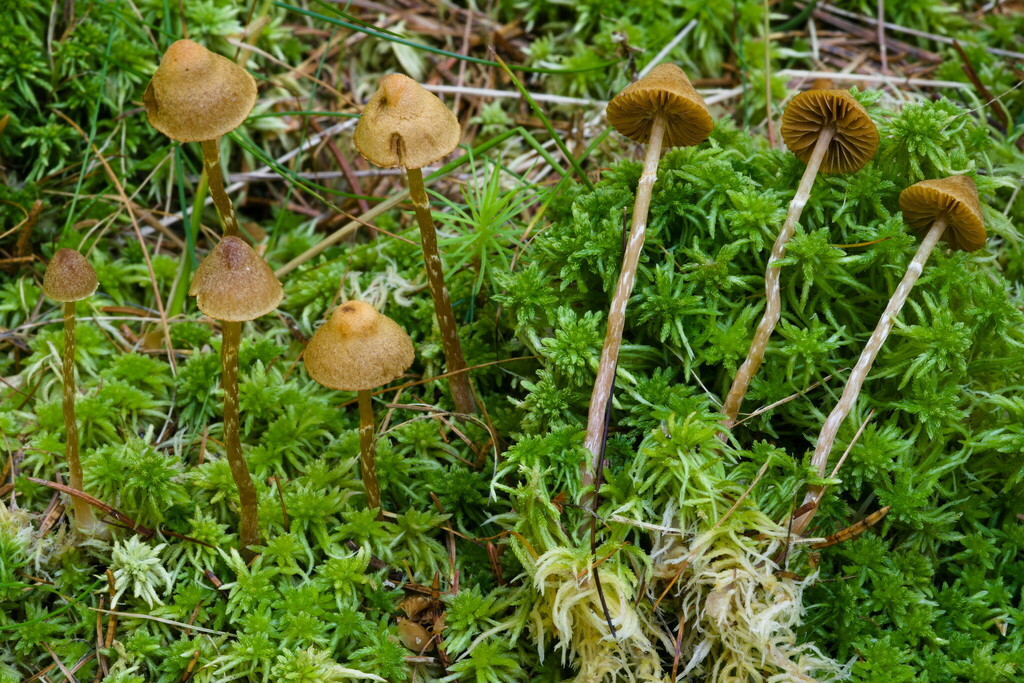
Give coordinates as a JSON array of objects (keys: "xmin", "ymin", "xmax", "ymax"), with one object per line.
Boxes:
[
  {"xmin": 63, "ymin": 301, "xmax": 100, "ymax": 533},
  {"xmin": 358, "ymin": 389, "xmax": 381, "ymax": 516},
  {"xmin": 221, "ymin": 320, "xmax": 260, "ymax": 551},
  {"xmin": 722, "ymin": 126, "xmax": 836, "ymax": 430},
  {"xmin": 201, "ymin": 138, "xmax": 239, "ymax": 238},
  {"xmin": 790, "ymin": 217, "xmax": 946, "ymax": 537},
  {"xmin": 406, "ymin": 166, "xmax": 476, "ymax": 415},
  {"xmin": 582, "ymin": 114, "xmax": 667, "ymax": 487}
]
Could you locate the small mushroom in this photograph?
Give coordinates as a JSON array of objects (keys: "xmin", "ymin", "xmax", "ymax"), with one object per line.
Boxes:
[
  {"xmin": 353, "ymin": 74, "xmax": 474, "ymax": 416},
  {"xmin": 144, "ymin": 39, "xmax": 257, "ymax": 238},
  {"xmin": 43, "ymin": 249, "xmax": 103, "ymax": 535},
  {"xmin": 583, "ymin": 64, "xmax": 712, "ymax": 482},
  {"xmin": 190, "ymin": 237, "xmax": 283, "ymax": 551},
  {"xmin": 791, "ymin": 175, "xmax": 985, "ymax": 537},
  {"xmin": 722, "ymin": 88, "xmax": 879, "ymax": 429},
  {"xmin": 304, "ymin": 300, "xmax": 414, "ymax": 516}
]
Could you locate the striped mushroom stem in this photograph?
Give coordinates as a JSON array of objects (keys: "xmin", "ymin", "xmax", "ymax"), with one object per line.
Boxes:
[
  {"xmin": 357, "ymin": 389, "xmax": 381, "ymax": 514},
  {"xmin": 220, "ymin": 319, "xmax": 260, "ymax": 549},
  {"xmin": 201, "ymin": 138, "xmax": 240, "ymax": 237}
]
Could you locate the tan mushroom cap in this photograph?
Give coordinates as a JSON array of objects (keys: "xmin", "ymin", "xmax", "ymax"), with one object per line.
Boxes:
[
  {"xmin": 144, "ymin": 39, "xmax": 258, "ymax": 143},
  {"xmin": 304, "ymin": 301, "xmax": 415, "ymax": 391},
  {"xmin": 188, "ymin": 236, "xmax": 283, "ymax": 321},
  {"xmin": 354, "ymin": 73, "xmax": 461, "ymax": 169},
  {"xmin": 899, "ymin": 175, "xmax": 986, "ymax": 252},
  {"xmin": 43, "ymin": 249, "xmax": 98, "ymax": 302},
  {"xmin": 605, "ymin": 63, "xmax": 713, "ymax": 148},
  {"xmin": 780, "ymin": 89, "xmax": 879, "ymax": 174}
]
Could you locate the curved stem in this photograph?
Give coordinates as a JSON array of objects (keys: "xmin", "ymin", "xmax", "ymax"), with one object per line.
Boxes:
[
  {"xmin": 722, "ymin": 126, "xmax": 836, "ymax": 430},
  {"xmin": 790, "ymin": 217, "xmax": 946, "ymax": 537},
  {"xmin": 406, "ymin": 166, "xmax": 476, "ymax": 415},
  {"xmin": 62, "ymin": 302, "xmax": 99, "ymax": 533},
  {"xmin": 201, "ymin": 138, "xmax": 239, "ymax": 238},
  {"xmin": 222, "ymin": 320, "xmax": 260, "ymax": 551},
  {"xmin": 358, "ymin": 389, "xmax": 382, "ymax": 517},
  {"xmin": 582, "ymin": 114, "xmax": 666, "ymax": 488}
]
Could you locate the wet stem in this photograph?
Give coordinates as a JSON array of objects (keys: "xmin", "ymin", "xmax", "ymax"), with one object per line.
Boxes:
[
  {"xmin": 63, "ymin": 302, "xmax": 99, "ymax": 532},
  {"xmin": 358, "ymin": 389, "xmax": 382, "ymax": 517},
  {"xmin": 221, "ymin": 319, "xmax": 260, "ymax": 551},
  {"xmin": 201, "ymin": 137, "xmax": 239, "ymax": 238}
]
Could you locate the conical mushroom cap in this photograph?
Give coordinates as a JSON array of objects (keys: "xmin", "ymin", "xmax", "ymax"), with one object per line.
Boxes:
[
  {"xmin": 605, "ymin": 63, "xmax": 713, "ymax": 148},
  {"xmin": 899, "ymin": 175, "xmax": 986, "ymax": 252},
  {"xmin": 304, "ymin": 301, "xmax": 415, "ymax": 391},
  {"xmin": 188, "ymin": 237, "xmax": 283, "ymax": 321},
  {"xmin": 43, "ymin": 249, "xmax": 98, "ymax": 302},
  {"xmin": 354, "ymin": 74, "xmax": 461, "ymax": 169},
  {"xmin": 144, "ymin": 39, "xmax": 258, "ymax": 143},
  {"xmin": 781, "ymin": 89, "xmax": 879, "ymax": 174}
]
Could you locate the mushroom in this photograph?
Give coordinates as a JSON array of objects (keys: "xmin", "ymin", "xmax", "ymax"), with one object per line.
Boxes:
[
  {"xmin": 582, "ymin": 64, "xmax": 713, "ymax": 482},
  {"xmin": 353, "ymin": 73, "xmax": 474, "ymax": 416},
  {"xmin": 304, "ymin": 300, "xmax": 414, "ymax": 515},
  {"xmin": 144, "ymin": 39, "xmax": 257, "ymax": 238},
  {"xmin": 43, "ymin": 248, "xmax": 103, "ymax": 534},
  {"xmin": 189, "ymin": 236, "xmax": 283, "ymax": 550},
  {"xmin": 722, "ymin": 88, "xmax": 879, "ymax": 430},
  {"xmin": 790, "ymin": 175, "xmax": 985, "ymax": 537}
]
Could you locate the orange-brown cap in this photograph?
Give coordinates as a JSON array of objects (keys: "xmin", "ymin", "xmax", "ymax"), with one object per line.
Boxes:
[
  {"xmin": 188, "ymin": 237, "xmax": 282, "ymax": 321},
  {"xmin": 144, "ymin": 39, "xmax": 258, "ymax": 143},
  {"xmin": 354, "ymin": 74, "xmax": 461, "ymax": 169},
  {"xmin": 43, "ymin": 249, "xmax": 98, "ymax": 302},
  {"xmin": 780, "ymin": 89, "xmax": 878, "ymax": 174},
  {"xmin": 304, "ymin": 300, "xmax": 415, "ymax": 391},
  {"xmin": 605, "ymin": 64, "xmax": 713, "ymax": 148},
  {"xmin": 898, "ymin": 175, "xmax": 986, "ymax": 252}
]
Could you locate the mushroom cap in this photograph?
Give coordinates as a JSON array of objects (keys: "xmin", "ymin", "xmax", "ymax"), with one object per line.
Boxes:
[
  {"xmin": 605, "ymin": 63, "xmax": 713, "ymax": 148},
  {"xmin": 780, "ymin": 89, "xmax": 879, "ymax": 174},
  {"xmin": 353, "ymin": 73, "xmax": 461, "ymax": 169},
  {"xmin": 304, "ymin": 300, "xmax": 415, "ymax": 391},
  {"xmin": 898, "ymin": 175, "xmax": 986, "ymax": 252},
  {"xmin": 188, "ymin": 237, "xmax": 283, "ymax": 321},
  {"xmin": 43, "ymin": 249, "xmax": 98, "ymax": 302},
  {"xmin": 144, "ymin": 39, "xmax": 258, "ymax": 143}
]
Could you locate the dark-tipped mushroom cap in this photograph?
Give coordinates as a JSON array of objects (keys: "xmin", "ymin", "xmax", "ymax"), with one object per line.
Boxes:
[
  {"xmin": 144, "ymin": 39, "xmax": 258, "ymax": 143},
  {"xmin": 780, "ymin": 89, "xmax": 879, "ymax": 174},
  {"xmin": 43, "ymin": 249, "xmax": 98, "ymax": 302},
  {"xmin": 354, "ymin": 74, "xmax": 461, "ymax": 169},
  {"xmin": 899, "ymin": 175, "xmax": 986, "ymax": 252},
  {"xmin": 605, "ymin": 63, "xmax": 713, "ymax": 148},
  {"xmin": 188, "ymin": 237, "xmax": 282, "ymax": 321},
  {"xmin": 304, "ymin": 301, "xmax": 415, "ymax": 391}
]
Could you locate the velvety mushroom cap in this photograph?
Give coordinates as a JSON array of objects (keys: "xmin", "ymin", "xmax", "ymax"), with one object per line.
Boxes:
[
  {"xmin": 144, "ymin": 39, "xmax": 258, "ymax": 143},
  {"xmin": 304, "ymin": 301, "xmax": 415, "ymax": 391},
  {"xmin": 899, "ymin": 175, "xmax": 986, "ymax": 252},
  {"xmin": 605, "ymin": 63, "xmax": 713, "ymax": 148},
  {"xmin": 780, "ymin": 89, "xmax": 879, "ymax": 174},
  {"xmin": 43, "ymin": 249, "xmax": 98, "ymax": 302},
  {"xmin": 189, "ymin": 237, "xmax": 283, "ymax": 321},
  {"xmin": 354, "ymin": 74, "xmax": 461, "ymax": 169}
]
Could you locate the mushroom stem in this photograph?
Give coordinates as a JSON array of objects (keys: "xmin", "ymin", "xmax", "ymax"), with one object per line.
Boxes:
[
  {"xmin": 405, "ymin": 166, "xmax": 476, "ymax": 416},
  {"xmin": 357, "ymin": 389, "xmax": 382, "ymax": 516},
  {"xmin": 582, "ymin": 113, "xmax": 667, "ymax": 485},
  {"xmin": 221, "ymin": 319, "xmax": 260, "ymax": 550},
  {"xmin": 201, "ymin": 138, "xmax": 240, "ymax": 238},
  {"xmin": 62, "ymin": 301, "xmax": 99, "ymax": 533},
  {"xmin": 790, "ymin": 216, "xmax": 947, "ymax": 537},
  {"xmin": 722, "ymin": 125, "xmax": 836, "ymax": 431}
]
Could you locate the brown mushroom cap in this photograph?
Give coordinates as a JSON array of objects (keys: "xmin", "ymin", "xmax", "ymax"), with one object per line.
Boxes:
[
  {"xmin": 353, "ymin": 74, "xmax": 461, "ymax": 169},
  {"xmin": 304, "ymin": 300, "xmax": 415, "ymax": 391},
  {"xmin": 144, "ymin": 39, "xmax": 258, "ymax": 143},
  {"xmin": 780, "ymin": 89, "xmax": 879, "ymax": 174},
  {"xmin": 188, "ymin": 236, "xmax": 282, "ymax": 321},
  {"xmin": 898, "ymin": 175, "xmax": 986, "ymax": 252},
  {"xmin": 605, "ymin": 63, "xmax": 713, "ymax": 148},
  {"xmin": 43, "ymin": 249, "xmax": 98, "ymax": 302}
]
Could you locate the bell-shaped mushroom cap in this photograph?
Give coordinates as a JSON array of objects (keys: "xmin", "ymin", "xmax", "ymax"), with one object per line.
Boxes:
[
  {"xmin": 899, "ymin": 175, "xmax": 986, "ymax": 252},
  {"xmin": 354, "ymin": 74, "xmax": 461, "ymax": 170},
  {"xmin": 605, "ymin": 63, "xmax": 713, "ymax": 148},
  {"xmin": 144, "ymin": 39, "xmax": 258, "ymax": 143},
  {"xmin": 188, "ymin": 236, "xmax": 283, "ymax": 321},
  {"xmin": 43, "ymin": 249, "xmax": 98, "ymax": 302},
  {"xmin": 304, "ymin": 301, "xmax": 415, "ymax": 392},
  {"xmin": 780, "ymin": 89, "xmax": 879, "ymax": 174}
]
